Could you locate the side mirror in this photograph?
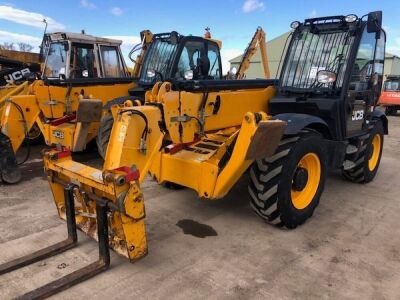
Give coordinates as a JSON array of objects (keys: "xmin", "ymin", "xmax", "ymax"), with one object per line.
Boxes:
[{"xmin": 367, "ymin": 11, "xmax": 382, "ymax": 33}]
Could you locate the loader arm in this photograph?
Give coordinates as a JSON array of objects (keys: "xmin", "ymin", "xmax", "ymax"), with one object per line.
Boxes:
[
  {"xmin": 236, "ymin": 27, "xmax": 270, "ymax": 79},
  {"xmin": 42, "ymin": 79, "xmax": 285, "ymax": 266}
]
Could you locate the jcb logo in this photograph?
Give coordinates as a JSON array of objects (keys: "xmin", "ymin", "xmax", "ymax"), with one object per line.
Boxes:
[
  {"xmin": 4, "ymin": 68, "xmax": 31, "ymax": 83},
  {"xmin": 352, "ymin": 110, "xmax": 364, "ymax": 121},
  {"xmin": 52, "ymin": 130, "xmax": 64, "ymax": 139}
]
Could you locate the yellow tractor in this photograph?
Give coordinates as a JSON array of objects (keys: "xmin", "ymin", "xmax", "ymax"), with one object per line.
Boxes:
[
  {"xmin": 0, "ymin": 12, "xmax": 388, "ymax": 298},
  {"xmin": 0, "ymin": 29, "xmax": 224, "ymax": 184}
]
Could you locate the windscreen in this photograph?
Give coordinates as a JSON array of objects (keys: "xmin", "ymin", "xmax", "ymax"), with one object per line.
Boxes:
[
  {"xmin": 384, "ymin": 81, "xmax": 400, "ymax": 91},
  {"xmin": 140, "ymin": 38, "xmax": 178, "ymax": 83},
  {"xmin": 43, "ymin": 42, "xmax": 67, "ymax": 78},
  {"xmin": 281, "ymin": 27, "xmax": 355, "ymax": 90}
]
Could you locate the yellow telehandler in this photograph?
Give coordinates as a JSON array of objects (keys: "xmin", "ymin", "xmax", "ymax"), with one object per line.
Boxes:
[
  {"xmin": 0, "ymin": 29, "xmax": 224, "ymax": 184},
  {"xmin": 0, "ymin": 11, "xmax": 388, "ymax": 298}
]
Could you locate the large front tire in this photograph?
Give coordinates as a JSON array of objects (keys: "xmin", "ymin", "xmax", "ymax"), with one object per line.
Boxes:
[{"xmin": 248, "ymin": 131, "xmax": 327, "ymax": 229}]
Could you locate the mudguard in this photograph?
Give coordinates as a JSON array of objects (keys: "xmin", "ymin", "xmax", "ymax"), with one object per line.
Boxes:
[
  {"xmin": 371, "ymin": 109, "xmax": 388, "ymax": 134},
  {"xmin": 272, "ymin": 113, "xmax": 331, "ymax": 137}
]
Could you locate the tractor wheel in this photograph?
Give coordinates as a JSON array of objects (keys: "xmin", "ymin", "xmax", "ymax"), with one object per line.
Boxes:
[
  {"xmin": 97, "ymin": 96, "xmax": 143, "ymax": 159},
  {"xmin": 96, "ymin": 113, "xmax": 114, "ymax": 159},
  {"xmin": 248, "ymin": 131, "xmax": 327, "ymax": 229},
  {"xmin": 27, "ymin": 123, "xmax": 43, "ymax": 145},
  {"xmin": 342, "ymin": 121, "xmax": 384, "ymax": 183}
]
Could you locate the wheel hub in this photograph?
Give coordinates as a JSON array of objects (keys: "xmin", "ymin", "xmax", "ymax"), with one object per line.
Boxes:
[{"xmin": 292, "ymin": 167, "xmax": 308, "ymax": 191}]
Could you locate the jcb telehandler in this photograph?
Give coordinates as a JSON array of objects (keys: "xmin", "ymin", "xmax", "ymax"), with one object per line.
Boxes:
[
  {"xmin": 0, "ymin": 12, "xmax": 388, "ymax": 298},
  {"xmin": 0, "ymin": 29, "xmax": 224, "ymax": 184}
]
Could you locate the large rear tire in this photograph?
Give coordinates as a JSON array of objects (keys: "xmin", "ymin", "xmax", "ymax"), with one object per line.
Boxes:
[
  {"xmin": 96, "ymin": 113, "xmax": 114, "ymax": 159},
  {"xmin": 96, "ymin": 96, "xmax": 143, "ymax": 159},
  {"xmin": 342, "ymin": 121, "xmax": 384, "ymax": 183},
  {"xmin": 248, "ymin": 131, "xmax": 327, "ymax": 229}
]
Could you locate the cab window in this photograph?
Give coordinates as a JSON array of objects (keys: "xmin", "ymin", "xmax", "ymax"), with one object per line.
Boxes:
[
  {"xmin": 100, "ymin": 46, "xmax": 126, "ymax": 78},
  {"xmin": 70, "ymin": 43, "xmax": 96, "ymax": 79}
]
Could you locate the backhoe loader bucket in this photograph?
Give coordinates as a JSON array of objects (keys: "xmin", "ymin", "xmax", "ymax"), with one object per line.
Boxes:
[{"xmin": 0, "ymin": 184, "xmax": 110, "ymax": 299}]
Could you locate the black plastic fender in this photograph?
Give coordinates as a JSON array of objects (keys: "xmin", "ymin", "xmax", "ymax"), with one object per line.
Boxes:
[
  {"xmin": 371, "ymin": 109, "xmax": 388, "ymax": 135},
  {"xmin": 272, "ymin": 113, "xmax": 331, "ymax": 138}
]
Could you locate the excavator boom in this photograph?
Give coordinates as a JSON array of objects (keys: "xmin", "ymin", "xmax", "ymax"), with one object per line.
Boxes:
[{"xmin": 236, "ymin": 27, "xmax": 270, "ymax": 79}]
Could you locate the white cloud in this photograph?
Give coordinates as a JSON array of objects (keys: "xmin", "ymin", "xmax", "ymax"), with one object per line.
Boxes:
[
  {"xmin": 309, "ymin": 10, "xmax": 317, "ymax": 18},
  {"xmin": 220, "ymin": 48, "xmax": 243, "ymax": 74},
  {"xmin": 0, "ymin": 30, "xmax": 42, "ymax": 50},
  {"xmin": 80, "ymin": 0, "xmax": 96, "ymax": 9},
  {"xmin": 110, "ymin": 7, "xmax": 123, "ymax": 16},
  {"xmin": 242, "ymin": 0, "xmax": 265, "ymax": 13},
  {"xmin": 104, "ymin": 35, "xmax": 141, "ymax": 67},
  {"xmin": 0, "ymin": 5, "xmax": 65, "ymax": 31}
]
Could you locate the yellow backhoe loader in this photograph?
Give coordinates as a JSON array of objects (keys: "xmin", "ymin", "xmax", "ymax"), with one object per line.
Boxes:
[
  {"xmin": 0, "ymin": 12, "xmax": 389, "ymax": 298},
  {"xmin": 0, "ymin": 29, "xmax": 224, "ymax": 184}
]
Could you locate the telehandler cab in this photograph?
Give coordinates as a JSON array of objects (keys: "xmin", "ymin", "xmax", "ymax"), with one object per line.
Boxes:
[
  {"xmin": 0, "ymin": 12, "xmax": 388, "ymax": 298},
  {"xmin": 0, "ymin": 29, "xmax": 224, "ymax": 183}
]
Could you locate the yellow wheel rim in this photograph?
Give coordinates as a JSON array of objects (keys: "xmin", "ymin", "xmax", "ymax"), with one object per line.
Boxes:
[
  {"xmin": 291, "ymin": 153, "xmax": 321, "ymax": 210},
  {"xmin": 368, "ymin": 134, "xmax": 381, "ymax": 171}
]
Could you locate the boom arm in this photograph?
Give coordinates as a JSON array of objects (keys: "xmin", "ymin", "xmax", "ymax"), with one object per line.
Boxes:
[
  {"xmin": 236, "ymin": 27, "xmax": 270, "ymax": 79},
  {"xmin": 130, "ymin": 30, "xmax": 154, "ymax": 78}
]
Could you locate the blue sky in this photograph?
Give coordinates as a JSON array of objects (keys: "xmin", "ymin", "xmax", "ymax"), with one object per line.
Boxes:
[{"xmin": 1, "ymin": 0, "xmax": 399, "ymax": 72}]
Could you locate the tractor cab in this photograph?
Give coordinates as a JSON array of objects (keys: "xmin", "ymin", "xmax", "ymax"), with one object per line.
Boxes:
[
  {"xmin": 133, "ymin": 31, "xmax": 223, "ymax": 88},
  {"xmin": 270, "ymin": 12, "xmax": 386, "ymax": 140},
  {"xmin": 41, "ymin": 32, "xmax": 130, "ymax": 80}
]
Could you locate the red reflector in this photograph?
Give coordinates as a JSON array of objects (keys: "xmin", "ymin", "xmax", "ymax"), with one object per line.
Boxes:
[
  {"xmin": 114, "ymin": 166, "xmax": 140, "ymax": 182},
  {"xmin": 56, "ymin": 148, "xmax": 71, "ymax": 159}
]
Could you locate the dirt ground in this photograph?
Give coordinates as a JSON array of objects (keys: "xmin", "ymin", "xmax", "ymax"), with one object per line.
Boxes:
[{"xmin": 0, "ymin": 116, "xmax": 400, "ymax": 299}]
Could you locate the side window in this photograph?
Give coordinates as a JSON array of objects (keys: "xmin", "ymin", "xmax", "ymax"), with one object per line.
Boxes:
[
  {"xmin": 349, "ymin": 29, "xmax": 376, "ymax": 91},
  {"xmin": 100, "ymin": 46, "xmax": 125, "ymax": 78},
  {"xmin": 207, "ymin": 44, "xmax": 221, "ymax": 79},
  {"xmin": 70, "ymin": 43, "xmax": 96, "ymax": 78}
]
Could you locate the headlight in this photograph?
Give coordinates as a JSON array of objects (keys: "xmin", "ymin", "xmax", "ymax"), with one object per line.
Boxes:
[
  {"xmin": 345, "ymin": 14, "xmax": 358, "ymax": 23},
  {"xmin": 290, "ymin": 21, "xmax": 301, "ymax": 30},
  {"xmin": 147, "ymin": 69, "xmax": 155, "ymax": 78},
  {"xmin": 184, "ymin": 70, "xmax": 193, "ymax": 80},
  {"xmin": 317, "ymin": 70, "xmax": 337, "ymax": 84}
]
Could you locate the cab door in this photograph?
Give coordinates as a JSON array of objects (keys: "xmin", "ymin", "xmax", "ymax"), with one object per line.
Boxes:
[{"xmin": 345, "ymin": 27, "xmax": 385, "ymax": 137}]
